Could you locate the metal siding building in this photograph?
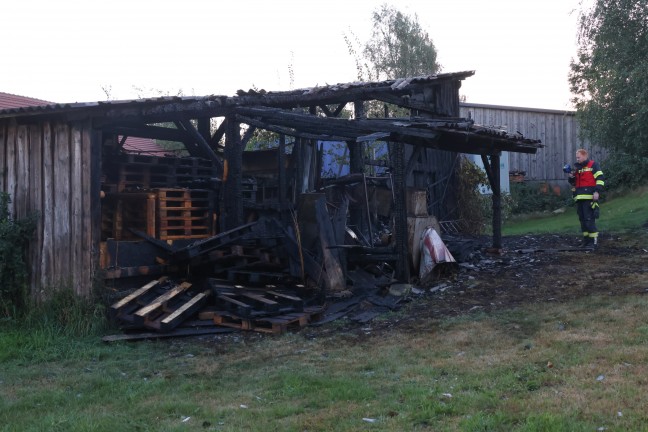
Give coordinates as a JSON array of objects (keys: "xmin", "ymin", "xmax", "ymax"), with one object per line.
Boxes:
[{"xmin": 460, "ymin": 103, "xmax": 605, "ymax": 183}]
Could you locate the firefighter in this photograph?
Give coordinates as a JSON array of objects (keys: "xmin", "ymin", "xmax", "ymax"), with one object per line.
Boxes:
[{"xmin": 566, "ymin": 149, "xmax": 605, "ymax": 248}]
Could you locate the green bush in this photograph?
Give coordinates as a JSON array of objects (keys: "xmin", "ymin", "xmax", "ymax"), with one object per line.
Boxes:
[
  {"xmin": 455, "ymin": 159, "xmax": 515, "ymax": 235},
  {"xmin": 600, "ymin": 152, "xmax": 648, "ymax": 191},
  {"xmin": 0, "ymin": 192, "xmax": 37, "ymax": 317},
  {"xmin": 509, "ymin": 182, "xmax": 570, "ymax": 215}
]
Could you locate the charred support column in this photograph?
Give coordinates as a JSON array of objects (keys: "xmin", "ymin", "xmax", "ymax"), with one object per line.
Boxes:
[
  {"xmin": 481, "ymin": 153, "xmax": 502, "ymax": 249},
  {"xmin": 223, "ymin": 117, "xmax": 243, "ymax": 231},
  {"xmin": 349, "ymin": 100, "xmax": 366, "ymax": 240},
  {"xmin": 278, "ymin": 134, "xmax": 287, "ymax": 215},
  {"xmin": 294, "ymin": 137, "xmax": 303, "ymax": 195},
  {"xmin": 278, "ymin": 134, "xmax": 286, "ymax": 203},
  {"xmin": 392, "ymin": 142, "xmax": 410, "ymax": 282}
]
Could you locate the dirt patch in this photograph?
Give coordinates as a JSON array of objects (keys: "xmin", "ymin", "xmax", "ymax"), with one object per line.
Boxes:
[
  {"xmin": 306, "ymin": 231, "xmax": 648, "ymax": 340},
  {"xmin": 182, "ymin": 231, "xmax": 648, "ymax": 347}
]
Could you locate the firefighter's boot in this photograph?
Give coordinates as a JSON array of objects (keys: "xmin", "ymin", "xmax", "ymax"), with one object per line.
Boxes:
[
  {"xmin": 580, "ymin": 236, "xmax": 592, "ymax": 248},
  {"xmin": 591, "ymin": 237, "xmax": 599, "ymax": 249}
]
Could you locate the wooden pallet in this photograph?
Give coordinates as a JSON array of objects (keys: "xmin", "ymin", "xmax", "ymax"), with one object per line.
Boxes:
[
  {"xmin": 156, "ymin": 188, "xmax": 214, "ymax": 240},
  {"xmin": 212, "ymin": 306, "xmax": 324, "ymax": 334},
  {"xmin": 210, "ymin": 282, "xmax": 304, "ymax": 318},
  {"xmin": 102, "ymin": 192, "xmax": 157, "ymax": 240},
  {"xmin": 110, "ymin": 278, "xmax": 210, "ymax": 332},
  {"xmin": 113, "ymin": 155, "xmax": 219, "ymax": 191}
]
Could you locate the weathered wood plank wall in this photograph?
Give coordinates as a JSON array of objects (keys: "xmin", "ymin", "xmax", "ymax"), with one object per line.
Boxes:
[
  {"xmin": 459, "ymin": 103, "xmax": 606, "ymax": 182},
  {"xmin": 0, "ymin": 118, "xmax": 97, "ymax": 298}
]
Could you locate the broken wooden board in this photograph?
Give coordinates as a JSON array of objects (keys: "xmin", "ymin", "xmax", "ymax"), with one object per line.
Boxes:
[
  {"xmin": 102, "ymin": 325, "xmax": 234, "ymax": 342},
  {"xmin": 314, "ymin": 196, "xmax": 346, "ymax": 293},
  {"xmin": 172, "ymin": 222, "xmax": 257, "ymax": 261},
  {"xmin": 133, "ymin": 282, "xmax": 193, "ymax": 326}
]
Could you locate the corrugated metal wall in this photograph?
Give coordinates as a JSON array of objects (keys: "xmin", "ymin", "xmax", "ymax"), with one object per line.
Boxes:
[
  {"xmin": 0, "ymin": 118, "xmax": 99, "ymax": 298},
  {"xmin": 459, "ymin": 103, "xmax": 606, "ymax": 182}
]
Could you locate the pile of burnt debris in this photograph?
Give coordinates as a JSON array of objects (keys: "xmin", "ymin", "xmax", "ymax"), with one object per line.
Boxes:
[
  {"xmin": 103, "ymin": 219, "xmax": 590, "ymax": 342},
  {"xmin": 102, "ymin": 206, "xmax": 471, "ymax": 342},
  {"xmin": 100, "ymin": 153, "xmax": 473, "ymax": 342}
]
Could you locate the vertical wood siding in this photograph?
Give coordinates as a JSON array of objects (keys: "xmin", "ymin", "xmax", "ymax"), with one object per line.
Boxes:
[
  {"xmin": 459, "ymin": 104, "xmax": 607, "ymax": 182},
  {"xmin": 0, "ymin": 118, "xmax": 97, "ymax": 297}
]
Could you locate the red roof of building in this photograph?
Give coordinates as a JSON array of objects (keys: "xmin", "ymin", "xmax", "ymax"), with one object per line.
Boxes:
[
  {"xmin": 0, "ymin": 91, "xmax": 168, "ymax": 155},
  {"xmin": 0, "ymin": 92, "xmax": 50, "ymax": 109},
  {"xmin": 119, "ymin": 136, "xmax": 172, "ymax": 156}
]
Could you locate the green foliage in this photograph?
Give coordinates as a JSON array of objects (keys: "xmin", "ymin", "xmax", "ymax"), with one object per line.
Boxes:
[
  {"xmin": 0, "ymin": 193, "xmax": 37, "ymax": 317},
  {"xmin": 600, "ymin": 152, "xmax": 648, "ymax": 190},
  {"xmin": 245, "ymin": 128, "xmax": 281, "ymax": 151},
  {"xmin": 455, "ymin": 159, "xmax": 491, "ymax": 235},
  {"xmin": 363, "ymin": 4, "xmax": 440, "ymax": 81},
  {"xmin": 570, "ymin": 0, "xmax": 648, "ymax": 157},
  {"xmin": 509, "ymin": 182, "xmax": 570, "ymax": 215},
  {"xmin": 345, "ymin": 5, "xmax": 441, "ymax": 119}
]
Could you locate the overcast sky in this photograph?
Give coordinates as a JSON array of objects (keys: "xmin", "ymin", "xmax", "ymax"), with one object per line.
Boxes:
[{"xmin": 2, "ymin": 0, "xmax": 583, "ymax": 110}]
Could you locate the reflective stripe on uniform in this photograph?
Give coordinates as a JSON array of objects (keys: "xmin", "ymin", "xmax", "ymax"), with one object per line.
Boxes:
[
  {"xmin": 575, "ymin": 194, "xmax": 594, "ymax": 200},
  {"xmin": 593, "ymin": 171, "xmax": 603, "ymax": 178}
]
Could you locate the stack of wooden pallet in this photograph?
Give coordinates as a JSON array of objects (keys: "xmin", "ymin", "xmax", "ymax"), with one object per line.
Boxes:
[
  {"xmin": 156, "ymin": 188, "xmax": 214, "ymax": 240},
  {"xmin": 108, "ymin": 154, "xmax": 219, "ymax": 192}
]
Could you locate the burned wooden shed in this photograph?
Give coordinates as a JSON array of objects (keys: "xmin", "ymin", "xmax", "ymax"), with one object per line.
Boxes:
[{"xmin": 0, "ymin": 72, "xmax": 542, "ymax": 303}]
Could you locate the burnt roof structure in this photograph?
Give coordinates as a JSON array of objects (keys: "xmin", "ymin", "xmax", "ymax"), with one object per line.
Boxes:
[{"xmin": 0, "ymin": 71, "xmax": 542, "ymax": 297}]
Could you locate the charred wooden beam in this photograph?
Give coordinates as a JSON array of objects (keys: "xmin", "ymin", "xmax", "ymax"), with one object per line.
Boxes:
[
  {"xmin": 209, "ymin": 120, "xmax": 227, "ymax": 148},
  {"xmin": 197, "ymin": 117, "xmax": 211, "ymax": 142},
  {"xmin": 391, "ymin": 141, "xmax": 409, "ymax": 282},
  {"xmin": 318, "ymin": 103, "xmax": 347, "ymax": 118},
  {"xmin": 319, "ymin": 105, "xmax": 334, "ymax": 117},
  {"xmin": 278, "ymin": 134, "xmax": 287, "ymax": 212},
  {"xmin": 368, "ymin": 92, "xmax": 438, "ymax": 114},
  {"xmin": 177, "ymin": 120, "xmax": 223, "ymax": 167},
  {"xmin": 235, "ymin": 114, "xmax": 350, "ymax": 141},
  {"xmin": 241, "ymin": 125, "xmax": 257, "ymax": 147},
  {"xmin": 223, "ymin": 117, "xmax": 243, "ymax": 230},
  {"xmin": 405, "ymin": 145, "xmax": 425, "ymax": 178}
]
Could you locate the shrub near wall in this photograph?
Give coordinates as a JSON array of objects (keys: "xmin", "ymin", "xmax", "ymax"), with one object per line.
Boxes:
[
  {"xmin": 0, "ymin": 193, "xmax": 37, "ymax": 317},
  {"xmin": 509, "ymin": 182, "xmax": 569, "ymax": 215}
]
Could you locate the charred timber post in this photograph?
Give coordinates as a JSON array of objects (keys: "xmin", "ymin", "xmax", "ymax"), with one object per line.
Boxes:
[
  {"xmin": 223, "ymin": 117, "xmax": 243, "ymax": 231},
  {"xmin": 392, "ymin": 141, "xmax": 410, "ymax": 281},
  {"xmin": 308, "ymin": 107, "xmax": 318, "ymax": 191},
  {"xmin": 481, "ymin": 153, "xmax": 502, "ymax": 249},
  {"xmin": 349, "ymin": 101, "xmax": 366, "ymax": 235},
  {"xmin": 294, "ymin": 137, "xmax": 303, "ymax": 194},
  {"xmin": 278, "ymin": 134, "xmax": 287, "ymax": 217}
]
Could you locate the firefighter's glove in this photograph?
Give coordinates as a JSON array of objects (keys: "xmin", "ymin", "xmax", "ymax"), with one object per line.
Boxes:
[{"xmin": 591, "ymin": 201, "xmax": 600, "ymax": 219}]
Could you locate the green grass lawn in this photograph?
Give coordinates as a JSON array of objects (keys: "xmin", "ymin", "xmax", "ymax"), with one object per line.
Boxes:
[
  {"xmin": 504, "ymin": 187, "xmax": 648, "ymax": 235},
  {"xmin": 3, "ymin": 294, "xmax": 648, "ymax": 431},
  {"xmin": 2, "ymin": 188, "xmax": 648, "ymax": 431}
]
